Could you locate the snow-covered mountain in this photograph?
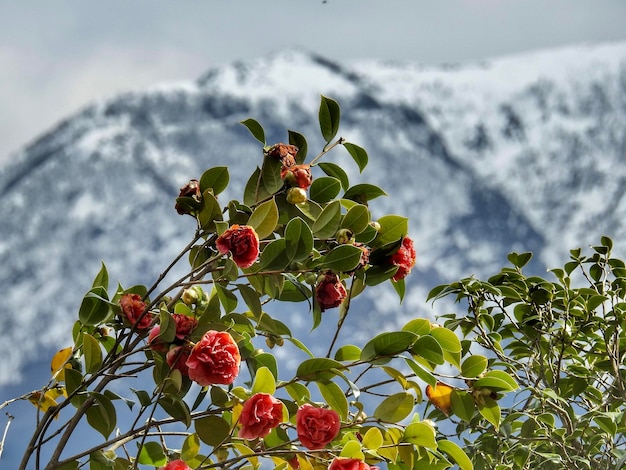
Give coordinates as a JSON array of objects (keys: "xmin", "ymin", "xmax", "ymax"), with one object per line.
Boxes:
[{"xmin": 1, "ymin": 42, "xmax": 625, "ymax": 395}]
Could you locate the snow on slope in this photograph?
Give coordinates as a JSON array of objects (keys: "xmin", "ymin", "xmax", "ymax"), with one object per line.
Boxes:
[{"xmin": 352, "ymin": 41, "xmax": 626, "ymax": 264}]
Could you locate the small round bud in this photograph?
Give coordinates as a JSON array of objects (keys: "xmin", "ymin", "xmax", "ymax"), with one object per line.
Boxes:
[
  {"xmin": 182, "ymin": 288, "xmax": 199, "ymax": 306},
  {"xmin": 335, "ymin": 228, "xmax": 354, "ymax": 245},
  {"xmin": 286, "ymin": 187, "xmax": 308, "ymax": 204},
  {"xmin": 369, "ymin": 221, "xmax": 381, "ymax": 232}
]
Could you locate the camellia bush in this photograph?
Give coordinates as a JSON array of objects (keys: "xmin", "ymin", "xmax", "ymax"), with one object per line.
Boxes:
[{"xmin": 1, "ymin": 96, "xmax": 624, "ymax": 470}]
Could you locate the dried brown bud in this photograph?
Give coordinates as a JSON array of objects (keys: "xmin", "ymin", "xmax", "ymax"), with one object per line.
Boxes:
[
  {"xmin": 266, "ymin": 143, "xmax": 298, "ymax": 168},
  {"xmin": 175, "ymin": 179, "xmax": 202, "ymax": 215}
]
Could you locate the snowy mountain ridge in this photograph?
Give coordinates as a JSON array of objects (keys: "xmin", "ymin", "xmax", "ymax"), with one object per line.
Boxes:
[{"xmin": 0, "ymin": 41, "xmax": 625, "ymax": 391}]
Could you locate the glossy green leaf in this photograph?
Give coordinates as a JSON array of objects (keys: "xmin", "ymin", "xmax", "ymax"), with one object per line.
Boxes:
[
  {"xmin": 86, "ymin": 393, "xmax": 116, "ymax": 439},
  {"xmin": 65, "ymin": 368, "xmax": 83, "ymax": 398},
  {"xmin": 182, "ymin": 433, "xmax": 201, "ymax": 461},
  {"xmin": 312, "ymin": 200, "xmax": 342, "ymax": 239},
  {"xmin": 252, "ymin": 366, "xmax": 276, "ymax": 395},
  {"xmin": 238, "ymin": 284, "xmax": 262, "ymax": 318},
  {"xmin": 334, "ymin": 344, "xmax": 361, "ymax": 361},
  {"xmin": 310, "ymin": 176, "xmax": 342, "ymax": 204},
  {"xmin": 474, "ymin": 370, "xmax": 518, "ymax": 392},
  {"xmin": 137, "ymin": 441, "xmax": 166, "ymax": 467},
  {"xmin": 438, "ymin": 439, "xmax": 473, "ymax": 470},
  {"xmin": 284, "ymin": 217, "xmax": 314, "ymax": 263},
  {"xmin": 199, "ymin": 166, "xmax": 229, "ymax": 195},
  {"xmin": 478, "ymin": 396, "xmax": 501, "ymax": 430},
  {"xmin": 198, "ymin": 190, "xmax": 222, "ymax": 232},
  {"xmin": 318, "ymin": 244, "xmax": 364, "ymax": 272},
  {"xmin": 92, "ymin": 261, "xmax": 109, "ymax": 290},
  {"xmin": 319, "ymin": 95, "xmax": 341, "ymax": 144},
  {"xmin": 285, "ymin": 382, "xmax": 311, "ymax": 403},
  {"xmin": 372, "ymin": 215, "xmax": 408, "ymax": 248},
  {"xmin": 241, "ymin": 118, "xmax": 266, "ymax": 144},
  {"xmin": 318, "ymin": 162, "xmax": 349, "ymax": 190},
  {"xmin": 288, "ymin": 130, "xmax": 308, "ymax": 163},
  {"xmin": 215, "ymin": 284, "xmax": 238, "ymax": 314},
  {"xmin": 341, "ymin": 204, "xmax": 370, "ymax": 235},
  {"xmin": 79, "ymin": 287, "xmax": 110, "ymax": 326},
  {"xmin": 430, "ymin": 327, "xmax": 462, "ymax": 353},
  {"xmin": 403, "ymin": 422, "xmax": 437, "ymax": 449},
  {"xmin": 261, "ymin": 156, "xmax": 284, "ymax": 195},
  {"xmin": 343, "ymin": 142, "xmax": 368, "ymax": 173},
  {"xmin": 343, "ymin": 184, "xmax": 387, "ymax": 205},
  {"xmin": 248, "ymin": 197, "xmax": 279, "ymax": 239},
  {"xmin": 402, "ymin": 318, "xmax": 432, "ymax": 336},
  {"xmin": 461, "ymin": 355, "xmax": 488, "ymax": 378},
  {"xmin": 82, "ymin": 333, "xmax": 102, "ymax": 374},
  {"xmin": 317, "ymin": 381, "xmax": 348, "ymax": 420},
  {"xmin": 259, "ymin": 239, "xmax": 289, "ymax": 271},
  {"xmin": 451, "ymin": 390, "xmax": 475, "ymax": 422},
  {"xmin": 374, "ymin": 392, "xmax": 414, "ymax": 422},
  {"xmin": 361, "ymin": 331, "xmax": 418, "ymax": 361},
  {"xmin": 296, "ymin": 358, "xmax": 346, "ymax": 382},
  {"xmin": 195, "ymin": 415, "xmax": 231, "ymax": 446},
  {"xmin": 404, "ymin": 358, "xmax": 437, "ymax": 388},
  {"xmin": 412, "ymin": 335, "xmax": 445, "ymax": 365}
]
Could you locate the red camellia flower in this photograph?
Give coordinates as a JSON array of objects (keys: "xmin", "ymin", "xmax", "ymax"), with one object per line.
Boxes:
[
  {"xmin": 328, "ymin": 458, "xmax": 376, "ymax": 470},
  {"xmin": 173, "ymin": 314, "xmax": 198, "ymax": 340},
  {"xmin": 296, "ymin": 404, "xmax": 341, "ymax": 450},
  {"xmin": 216, "ymin": 224, "xmax": 260, "ymax": 269},
  {"xmin": 281, "ymin": 164, "xmax": 313, "ymax": 189},
  {"xmin": 166, "ymin": 345, "xmax": 192, "ymax": 376},
  {"xmin": 315, "ymin": 272, "xmax": 347, "ymax": 311},
  {"xmin": 160, "ymin": 460, "xmax": 192, "ymax": 470},
  {"xmin": 238, "ymin": 393, "xmax": 283, "ymax": 440},
  {"xmin": 120, "ymin": 293, "xmax": 153, "ymax": 330},
  {"xmin": 186, "ymin": 330, "xmax": 241, "ymax": 386},
  {"xmin": 389, "ymin": 236, "xmax": 417, "ymax": 281}
]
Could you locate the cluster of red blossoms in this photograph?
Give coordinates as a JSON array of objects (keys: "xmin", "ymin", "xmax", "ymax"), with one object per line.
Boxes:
[{"xmin": 389, "ymin": 236, "xmax": 417, "ymax": 281}]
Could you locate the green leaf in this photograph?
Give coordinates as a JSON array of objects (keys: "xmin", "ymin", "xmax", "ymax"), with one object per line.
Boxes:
[
  {"xmin": 474, "ymin": 370, "xmax": 518, "ymax": 392},
  {"xmin": 477, "ymin": 396, "xmax": 501, "ymax": 430},
  {"xmin": 92, "ymin": 262, "xmax": 109, "ymax": 290},
  {"xmin": 341, "ymin": 204, "xmax": 370, "ymax": 235},
  {"xmin": 403, "ymin": 422, "xmax": 437, "ymax": 449},
  {"xmin": 372, "ymin": 215, "xmax": 408, "ymax": 248},
  {"xmin": 241, "ymin": 118, "xmax": 266, "ymax": 144},
  {"xmin": 261, "ymin": 156, "xmax": 284, "ymax": 195},
  {"xmin": 137, "ymin": 441, "xmax": 166, "ymax": 467},
  {"xmin": 438, "ymin": 439, "xmax": 473, "ymax": 470},
  {"xmin": 238, "ymin": 284, "xmax": 262, "ymax": 318},
  {"xmin": 310, "ymin": 177, "xmax": 342, "ymax": 204},
  {"xmin": 461, "ymin": 355, "xmax": 488, "ymax": 378},
  {"xmin": 430, "ymin": 328, "xmax": 462, "ymax": 353},
  {"xmin": 159, "ymin": 394, "xmax": 192, "ymax": 428},
  {"xmin": 296, "ymin": 358, "xmax": 346, "ymax": 382},
  {"xmin": 507, "ymin": 251, "xmax": 533, "ymax": 268},
  {"xmin": 316, "ymin": 381, "xmax": 348, "ymax": 420},
  {"xmin": 86, "ymin": 393, "xmax": 116, "ymax": 439},
  {"xmin": 404, "ymin": 358, "xmax": 437, "ymax": 388},
  {"xmin": 288, "ymin": 130, "xmax": 308, "ymax": 163},
  {"xmin": 252, "ymin": 366, "xmax": 276, "ymax": 395},
  {"xmin": 259, "ymin": 239, "xmax": 289, "ymax": 271},
  {"xmin": 215, "ymin": 284, "xmax": 238, "ymax": 314},
  {"xmin": 319, "ymin": 95, "xmax": 341, "ymax": 144},
  {"xmin": 334, "ymin": 344, "xmax": 361, "ymax": 361},
  {"xmin": 248, "ymin": 197, "xmax": 279, "ymax": 239},
  {"xmin": 284, "ymin": 218, "xmax": 314, "ymax": 263},
  {"xmin": 182, "ymin": 433, "xmax": 201, "ymax": 461},
  {"xmin": 361, "ymin": 331, "xmax": 418, "ymax": 361},
  {"xmin": 374, "ymin": 392, "xmax": 414, "ymax": 422},
  {"xmin": 198, "ymin": 190, "xmax": 223, "ymax": 232},
  {"xmin": 199, "ymin": 166, "xmax": 230, "ymax": 196},
  {"xmin": 318, "ymin": 162, "xmax": 349, "ymax": 190},
  {"xmin": 65, "ymin": 367, "xmax": 83, "ymax": 398},
  {"xmin": 343, "ymin": 184, "xmax": 387, "ymax": 205},
  {"xmin": 79, "ymin": 287, "xmax": 110, "ymax": 326},
  {"xmin": 82, "ymin": 333, "xmax": 102, "ymax": 375},
  {"xmin": 451, "ymin": 390, "xmax": 475, "ymax": 422},
  {"xmin": 402, "ymin": 318, "xmax": 432, "ymax": 336},
  {"xmin": 312, "ymin": 200, "xmax": 342, "ymax": 239},
  {"xmin": 392, "ymin": 278, "xmax": 405, "ymax": 302},
  {"xmin": 318, "ymin": 244, "xmax": 364, "ymax": 272},
  {"xmin": 195, "ymin": 415, "xmax": 231, "ymax": 446},
  {"xmin": 343, "ymin": 142, "xmax": 368, "ymax": 172},
  {"xmin": 362, "ymin": 427, "xmax": 384, "ymax": 450},
  {"xmin": 285, "ymin": 382, "xmax": 311, "ymax": 403},
  {"xmin": 412, "ymin": 335, "xmax": 444, "ymax": 365}
]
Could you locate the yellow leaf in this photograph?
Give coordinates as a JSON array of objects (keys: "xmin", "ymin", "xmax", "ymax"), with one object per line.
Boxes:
[
  {"xmin": 51, "ymin": 346, "xmax": 73, "ymax": 382},
  {"xmin": 425, "ymin": 381, "xmax": 455, "ymax": 416},
  {"xmin": 27, "ymin": 390, "xmax": 60, "ymax": 418}
]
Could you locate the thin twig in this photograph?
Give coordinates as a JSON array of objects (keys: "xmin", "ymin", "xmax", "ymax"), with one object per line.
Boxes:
[{"xmin": 0, "ymin": 413, "xmax": 13, "ymax": 460}]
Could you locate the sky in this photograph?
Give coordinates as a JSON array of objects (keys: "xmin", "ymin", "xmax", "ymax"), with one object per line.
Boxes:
[{"xmin": 1, "ymin": 0, "xmax": 625, "ymax": 164}]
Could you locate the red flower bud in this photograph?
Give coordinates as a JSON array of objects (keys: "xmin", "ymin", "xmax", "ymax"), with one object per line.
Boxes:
[
  {"xmin": 281, "ymin": 164, "xmax": 312, "ymax": 189},
  {"xmin": 388, "ymin": 236, "xmax": 416, "ymax": 281},
  {"xmin": 328, "ymin": 458, "xmax": 374, "ymax": 470},
  {"xmin": 216, "ymin": 225, "xmax": 260, "ymax": 268},
  {"xmin": 160, "ymin": 460, "xmax": 192, "ymax": 470},
  {"xmin": 166, "ymin": 345, "xmax": 192, "ymax": 376},
  {"xmin": 315, "ymin": 272, "xmax": 347, "ymax": 311}
]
